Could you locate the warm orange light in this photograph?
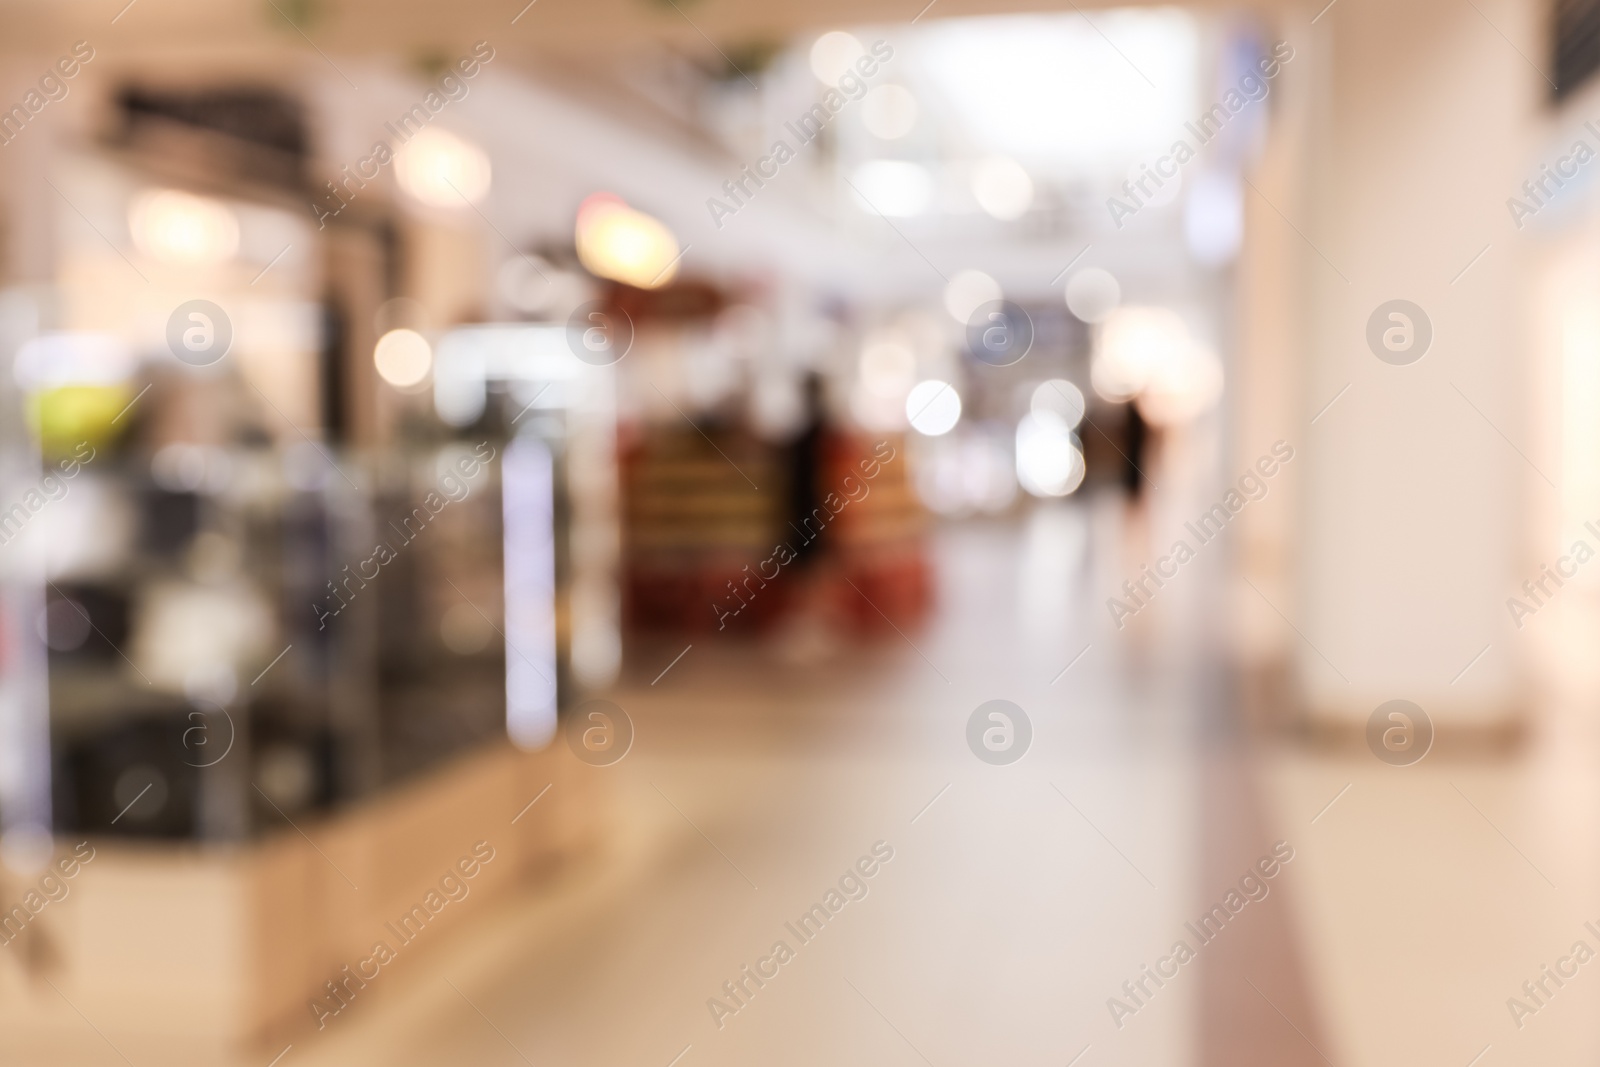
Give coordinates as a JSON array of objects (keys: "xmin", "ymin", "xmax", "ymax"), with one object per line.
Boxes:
[
  {"xmin": 395, "ymin": 127, "xmax": 491, "ymax": 209},
  {"xmin": 575, "ymin": 195, "xmax": 681, "ymax": 290}
]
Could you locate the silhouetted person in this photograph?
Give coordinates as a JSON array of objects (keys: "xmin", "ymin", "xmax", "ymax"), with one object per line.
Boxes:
[
  {"xmin": 786, "ymin": 373, "xmax": 827, "ymax": 568},
  {"xmin": 1123, "ymin": 401, "xmax": 1148, "ymax": 501}
]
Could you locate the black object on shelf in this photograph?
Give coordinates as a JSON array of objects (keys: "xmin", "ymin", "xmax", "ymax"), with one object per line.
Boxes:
[
  {"xmin": 55, "ymin": 712, "xmax": 204, "ymax": 839},
  {"xmin": 139, "ymin": 488, "xmax": 201, "ymax": 557}
]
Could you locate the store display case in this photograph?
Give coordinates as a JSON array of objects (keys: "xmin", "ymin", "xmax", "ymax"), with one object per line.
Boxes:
[{"xmin": 0, "ymin": 81, "xmax": 607, "ymax": 1046}]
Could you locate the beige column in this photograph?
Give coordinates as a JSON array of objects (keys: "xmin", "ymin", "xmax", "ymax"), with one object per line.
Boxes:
[{"xmin": 1241, "ymin": 0, "xmax": 1543, "ymax": 731}]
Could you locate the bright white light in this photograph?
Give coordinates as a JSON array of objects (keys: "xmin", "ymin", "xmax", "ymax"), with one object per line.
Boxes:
[
  {"xmin": 1137, "ymin": 340, "xmax": 1224, "ymax": 427},
  {"xmin": 374, "ymin": 328, "xmax": 433, "ymax": 387},
  {"xmin": 850, "ymin": 161, "xmax": 934, "ymax": 217},
  {"xmin": 14, "ymin": 333, "xmax": 133, "ymax": 389},
  {"xmin": 1065, "ymin": 267, "xmax": 1120, "ymax": 323},
  {"xmin": 906, "ymin": 379, "xmax": 961, "ymax": 435},
  {"xmin": 810, "ymin": 31, "xmax": 865, "ymax": 82},
  {"xmin": 575, "ymin": 194, "xmax": 682, "ymax": 289},
  {"xmin": 1031, "ymin": 379, "xmax": 1085, "ymax": 431},
  {"xmin": 1091, "ymin": 306, "xmax": 1187, "ymax": 402},
  {"xmin": 862, "ymin": 85, "xmax": 919, "ymax": 139},
  {"xmin": 942, "ymin": 269, "xmax": 1002, "ymax": 323},
  {"xmin": 972, "ymin": 157, "xmax": 1033, "ymax": 219},
  {"xmin": 129, "ymin": 189, "xmax": 239, "ymax": 266},
  {"xmin": 1016, "ymin": 413, "xmax": 1086, "ymax": 497},
  {"xmin": 431, "ymin": 324, "xmax": 582, "ymax": 428},
  {"xmin": 1184, "ymin": 170, "xmax": 1243, "ymax": 266},
  {"xmin": 395, "ymin": 127, "xmax": 492, "ymax": 209},
  {"xmin": 916, "ymin": 12, "xmax": 1198, "ymax": 173},
  {"xmin": 503, "ymin": 436, "xmax": 558, "ymax": 749}
]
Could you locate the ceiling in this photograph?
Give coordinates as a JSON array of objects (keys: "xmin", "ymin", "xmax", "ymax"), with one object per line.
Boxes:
[
  {"xmin": 4, "ymin": 0, "xmax": 1276, "ymax": 63},
  {"xmin": 0, "ymin": 0, "xmax": 1256, "ymax": 307}
]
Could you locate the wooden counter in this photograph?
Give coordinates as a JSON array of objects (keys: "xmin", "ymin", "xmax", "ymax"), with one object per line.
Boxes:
[{"xmin": 0, "ymin": 737, "xmax": 602, "ymax": 1054}]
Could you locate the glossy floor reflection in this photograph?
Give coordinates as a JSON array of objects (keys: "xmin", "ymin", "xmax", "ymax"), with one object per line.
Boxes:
[
  {"xmin": 288, "ymin": 501, "xmax": 1263, "ymax": 1067},
  {"xmin": 25, "ymin": 501, "xmax": 1600, "ymax": 1067}
]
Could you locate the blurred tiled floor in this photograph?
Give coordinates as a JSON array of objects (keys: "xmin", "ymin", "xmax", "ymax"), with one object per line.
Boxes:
[
  {"xmin": 287, "ymin": 504, "xmax": 1264, "ymax": 1067},
  {"xmin": 23, "ymin": 503, "xmax": 1600, "ymax": 1067}
]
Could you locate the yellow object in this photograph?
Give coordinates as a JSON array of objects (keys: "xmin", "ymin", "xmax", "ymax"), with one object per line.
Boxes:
[{"xmin": 28, "ymin": 384, "xmax": 130, "ymax": 457}]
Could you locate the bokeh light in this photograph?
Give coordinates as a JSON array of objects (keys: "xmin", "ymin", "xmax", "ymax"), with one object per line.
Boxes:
[
  {"xmin": 1137, "ymin": 340, "xmax": 1224, "ymax": 427},
  {"xmin": 575, "ymin": 194, "xmax": 682, "ymax": 289},
  {"xmin": 850, "ymin": 161, "xmax": 934, "ymax": 217},
  {"xmin": 1091, "ymin": 305, "xmax": 1187, "ymax": 402},
  {"xmin": 1030, "ymin": 379, "xmax": 1086, "ymax": 431},
  {"xmin": 810, "ymin": 31, "xmax": 865, "ymax": 82},
  {"xmin": 129, "ymin": 189, "xmax": 239, "ymax": 266},
  {"xmin": 1065, "ymin": 267, "xmax": 1121, "ymax": 323},
  {"xmin": 942, "ymin": 269, "xmax": 1002, "ymax": 323},
  {"xmin": 395, "ymin": 127, "xmax": 492, "ymax": 209},
  {"xmin": 1015, "ymin": 413, "xmax": 1086, "ymax": 497},
  {"xmin": 374, "ymin": 328, "xmax": 433, "ymax": 388},
  {"xmin": 972, "ymin": 157, "xmax": 1034, "ymax": 219},
  {"xmin": 906, "ymin": 379, "xmax": 962, "ymax": 436}
]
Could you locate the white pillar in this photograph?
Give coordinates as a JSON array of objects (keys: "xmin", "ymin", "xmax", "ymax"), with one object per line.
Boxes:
[{"xmin": 1259, "ymin": 0, "xmax": 1541, "ymax": 730}]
